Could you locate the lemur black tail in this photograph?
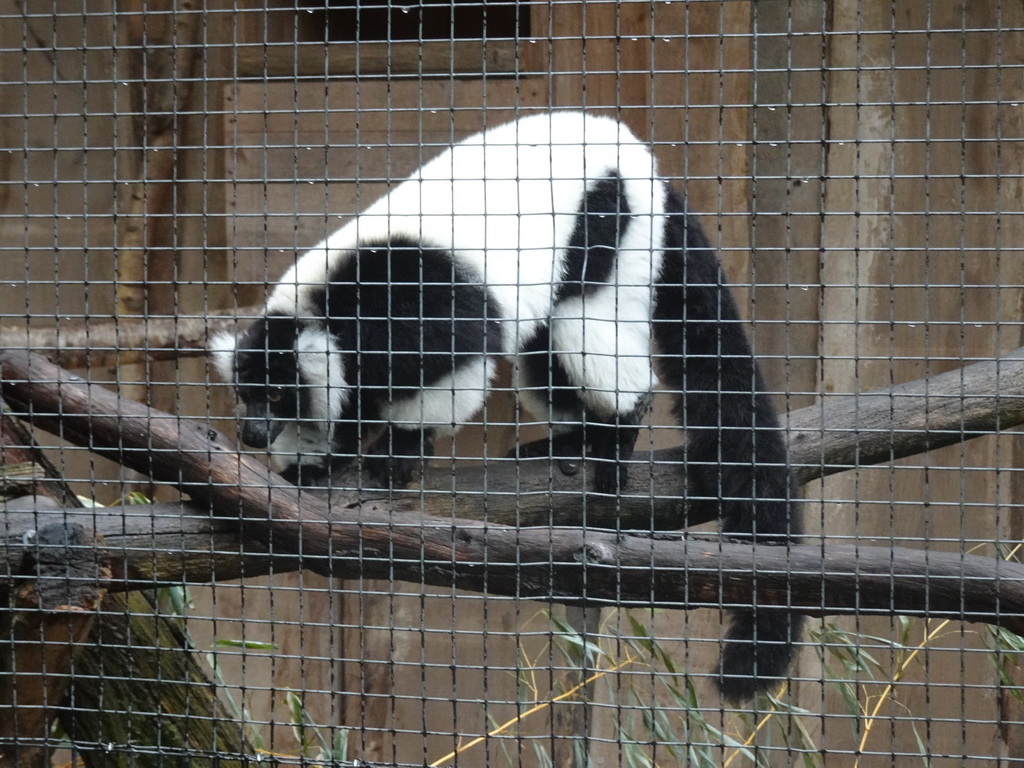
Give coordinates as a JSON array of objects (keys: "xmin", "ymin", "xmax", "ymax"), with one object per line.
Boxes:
[{"xmin": 653, "ymin": 188, "xmax": 804, "ymax": 702}]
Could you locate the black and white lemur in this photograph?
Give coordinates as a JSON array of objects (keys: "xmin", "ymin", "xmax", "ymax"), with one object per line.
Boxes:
[{"xmin": 212, "ymin": 111, "xmax": 803, "ymax": 701}]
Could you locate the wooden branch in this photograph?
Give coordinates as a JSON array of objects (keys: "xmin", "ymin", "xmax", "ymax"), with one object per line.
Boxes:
[
  {"xmin": 0, "ymin": 312, "xmax": 255, "ymax": 370},
  {"xmin": 3, "ymin": 501, "xmax": 1024, "ymax": 637},
  {"xmin": 59, "ymin": 590, "xmax": 253, "ymax": 768},
  {"xmin": 3, "ymin": 349, "xmax": 1024, "ymax": 638},
  {"xmin": 363, "ymin": 346, "xmax": 1024, "ymax": 528},
  {"xmin": 787, "ymin": 346, "xmax": 1024, "ymax": 485},
  {"xmin": 4, "ymin": 307, "xmax": 1020, "ymax": 510}
]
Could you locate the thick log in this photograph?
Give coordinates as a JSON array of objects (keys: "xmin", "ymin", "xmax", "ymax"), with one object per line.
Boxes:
[
  {"xmin": 58, "ymin": 590, "xmax": 252, "ymax": 768},
  {"xmin": 2, "ymin": 349, "xmax": 1024, "ymax": 637},
  {"xmin": 0, "ymin": 523, "xmax": 107, "ymax": 768}
]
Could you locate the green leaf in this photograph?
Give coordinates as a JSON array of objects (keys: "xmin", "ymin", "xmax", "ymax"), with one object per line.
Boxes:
[{"xmin": 212, "ymin": 638, "xmax": 278, "ymax": 651}]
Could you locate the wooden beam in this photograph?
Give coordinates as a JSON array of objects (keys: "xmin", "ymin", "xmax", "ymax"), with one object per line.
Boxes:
[{"xmin": 233, "ymin": 40, "xmax": 528, "ymax": 79}]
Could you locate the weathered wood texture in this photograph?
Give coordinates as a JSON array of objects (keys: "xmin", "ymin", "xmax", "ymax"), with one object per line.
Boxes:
[
  {"xmin": 4, "ymin": 498, "xmax": 1024, "ymax": 634},
  {"xmin": 748, "ymin": 0, "xmax": 825, "ymax": 412},
  {"xmin": 56, "ymin": 590, "xmax": 253, "ymax": 768},
  {"xmin": 114, "ymin": 0, "xmax": 203, "ymax": 317},
  {"xmin": 235, "ymin": 40, "xmax": 524, "ymax": 78},
  {"xmin": 0, "ymin": 407, "xmax": 106, "ymax": 768},
  {"xmin": 0, "ymin": 405, "xmax": 79, "ymax": 509},
  {"xmin": 0, "ymin": 405, "xmax": 95, "ymax": 765}
]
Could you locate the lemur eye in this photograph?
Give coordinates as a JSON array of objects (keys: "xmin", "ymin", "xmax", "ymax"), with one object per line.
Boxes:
[{"xmin": 267, "ymin": 387, "xmax": 285, "ymax": 403}]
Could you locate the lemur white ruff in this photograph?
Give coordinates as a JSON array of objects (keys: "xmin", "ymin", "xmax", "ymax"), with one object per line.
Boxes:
[{"xmin": 212, "ymin": 111, "xmax": 803, "ymax": 701}]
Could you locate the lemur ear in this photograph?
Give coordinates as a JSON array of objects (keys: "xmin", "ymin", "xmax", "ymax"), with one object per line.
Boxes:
[{"xmin": 209, "ymin": 331, "xmax": 239, "ymax": 382}]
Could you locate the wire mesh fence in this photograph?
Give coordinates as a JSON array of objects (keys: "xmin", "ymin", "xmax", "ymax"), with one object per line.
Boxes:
[{"xmin": 2, "ymin": 1, "xmax": 1024, "ymax": 767}]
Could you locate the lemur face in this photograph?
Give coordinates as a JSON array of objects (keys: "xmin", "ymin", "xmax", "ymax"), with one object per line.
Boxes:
[
  {"xmin": 235, "ymin": 314, "xmax": 305, "ymax": 448},
  {"xmin": 212, "ymin": 313, "xmax": 350, "ymax": 451},
  {"xmin": 212, "ymin": 314, "xmax": 304, "ymax": 448}
]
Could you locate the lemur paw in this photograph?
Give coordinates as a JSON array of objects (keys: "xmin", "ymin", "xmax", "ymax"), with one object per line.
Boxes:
[
  {"xmin": 362, "ymin": 454, "xmax": 418, "ymax": 488},
  {"xmin": 592, "ymin": 460, "xmax": 629, "ymax": 494},
  {"xmin": 279, "ymin": 463, "xmax": 331, "ymax": 487}
]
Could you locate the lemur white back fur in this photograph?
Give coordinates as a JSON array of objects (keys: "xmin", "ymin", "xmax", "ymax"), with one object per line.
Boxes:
[{"xmin": 267, "ymin": 111, "xmax": 666, "ymax": 424}]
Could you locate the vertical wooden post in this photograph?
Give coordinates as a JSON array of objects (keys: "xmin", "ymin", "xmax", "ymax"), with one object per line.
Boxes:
[{"xmin": 818, "ymin": 0, "xmax": 1024, "ymax": 759}]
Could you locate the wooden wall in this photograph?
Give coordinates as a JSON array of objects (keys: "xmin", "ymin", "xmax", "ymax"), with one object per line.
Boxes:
[{"xmin": 2, "ymin": 1, "xmax": 1023, "ymax": 766}]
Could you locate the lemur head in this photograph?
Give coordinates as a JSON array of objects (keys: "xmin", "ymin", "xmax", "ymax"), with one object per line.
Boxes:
[{"xmin": 212, "ymin": 314, "xmax": 348, "ymax": 449}]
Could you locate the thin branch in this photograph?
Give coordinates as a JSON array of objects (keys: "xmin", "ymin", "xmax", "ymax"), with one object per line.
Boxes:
[
  {"xmin": 0, "ymin": 311, "xmax": 253, "ymax": 370},
  {"xmin": 5, "ymin": 314, "xmax": 1021, "ymax": 498}
]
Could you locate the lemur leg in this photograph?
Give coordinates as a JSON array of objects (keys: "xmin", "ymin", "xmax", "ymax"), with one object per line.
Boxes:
[
  {"xmin": 273, "ymin": 423, "xmax": 333, "ymax": 487},
  {"xmin": 510, "ymin": 325, "xmax": 589, "ymax": 461},
  {"xmin": 585, "ymin": 393, "xmax": 651, "ymax": 493},
  {"xmin": 586, "ymin": 421, "xmax": 638, "ymax": 494},
  {"xmin": 369, "ymin": 355, "xmax": 495, "ymax": 487},
  {"xmin": 323, "ymin": 415, "xmax": 364, "ymax": 477},
  {"xmin": 512, "ymin": 430, "xmax": 586, "ymax": 459},
  {"xmin": 549, "ymin": 306, "xmax": 659, "ymax": 493},
  {"xmin": 512, "ymin": 356, "xmax": 649, "ymax": 493},
  {"xmin": 274, "ymin": 416, "xmax": 362, "ymax": 487}
]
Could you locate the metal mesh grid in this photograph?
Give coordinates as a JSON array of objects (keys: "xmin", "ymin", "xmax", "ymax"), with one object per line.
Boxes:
[{"xmin": 2, "ymin": 1, "xmax": 1024, "ymax": 766}]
